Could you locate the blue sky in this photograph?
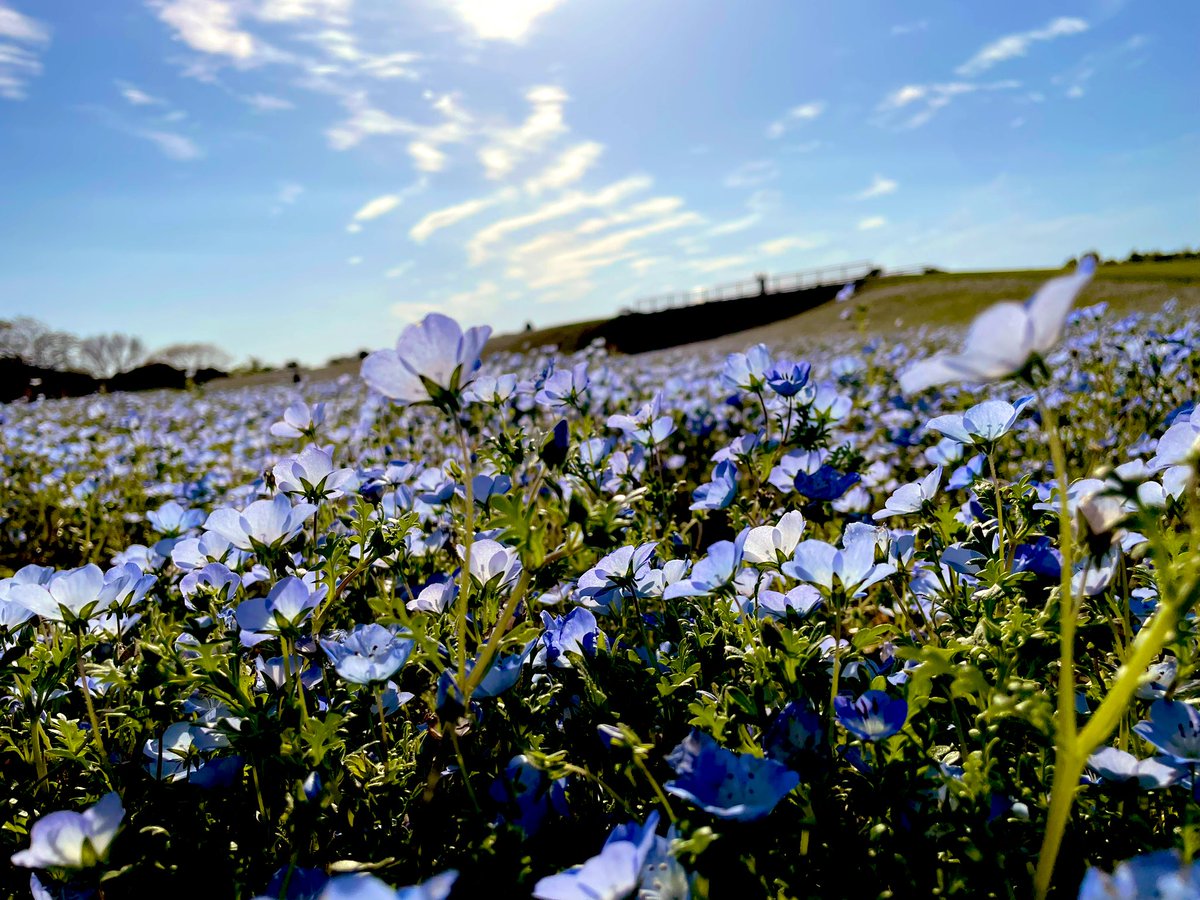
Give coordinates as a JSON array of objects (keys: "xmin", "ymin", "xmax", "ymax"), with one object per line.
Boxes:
[{"xmin": 0, "ymin": 0, "xmax": 1196, "ymax": 365}]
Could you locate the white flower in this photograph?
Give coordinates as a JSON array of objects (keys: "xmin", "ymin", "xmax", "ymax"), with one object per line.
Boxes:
[
  {"xmin": 899, "ymin": 256, "xmax": 1096, "ymax": 393},
  {"xmin": 12, "ymin": 792, "xmax": 124, "ymax": 869}
]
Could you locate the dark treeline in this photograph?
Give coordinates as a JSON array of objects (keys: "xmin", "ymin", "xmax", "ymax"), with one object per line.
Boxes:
[{"xmin": 0, "ymin": 317, "xmax": 230, "ymax": 402}]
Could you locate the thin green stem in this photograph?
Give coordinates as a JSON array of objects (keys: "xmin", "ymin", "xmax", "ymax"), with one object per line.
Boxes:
[
  {"xmin": 455, "ymin": 429, "xmax": 476, "ymax": 687},
  {"xmin": 74, "ymin": 630, "xmax": 107, "ymax": 760}
]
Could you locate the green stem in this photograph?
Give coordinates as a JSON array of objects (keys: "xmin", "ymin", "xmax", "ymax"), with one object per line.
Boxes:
[
  {"xmin": 74, "ymin": 630, "xmax": 107, "ymax": 760},
  {"xmin": 455, "ymin": 429, "xmax": 477, "ymax": 687}
]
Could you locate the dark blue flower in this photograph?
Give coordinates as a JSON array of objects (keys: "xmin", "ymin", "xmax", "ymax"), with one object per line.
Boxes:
[
  {"xmin": 664, "ymin": 730, "xmax": 800, "ymax": 821},
  {"xmin": 833, "ymin": 690, "xmax": 907, "ymax": 742},
  {"xmin": 794, "ymin": 465, "xmax": 860, "ymax": 501},
  {"xmin": 766, "ymin": 361, "xmax": 811, "ymax": 397},
  {"xmin": 489, "ymin": 755, "xmax": 568, "ymax": 836},
  {"xmin": 763, "ymin": 700, "xmax": 826, "ymax": 771},
  {"xmin": 535, "ymin": 607, "xmax": 600, "ymax": 668}
]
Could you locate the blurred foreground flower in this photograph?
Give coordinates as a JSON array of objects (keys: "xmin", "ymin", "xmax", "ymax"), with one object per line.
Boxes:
[
  {"xmin": 12, "ymin": 792, "xmax": 124, "ymax": 869},
  {"xmin": 899, "ymin": 255, "xmax": 1096, "ymax": 393}
]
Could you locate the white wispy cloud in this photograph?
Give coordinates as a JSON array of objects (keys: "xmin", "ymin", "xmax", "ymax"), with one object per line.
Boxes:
[
  {"xmin": 258, "ymin": 0, "xmax": 350, "ymax": 24},
  {"xmin": 346, "ymin": 179, "xmax": 426, "ymax": 231},
  {"xmin": 724, "ymin": 160, "xmax": 778, "ymax": 189},
  {"xmin": 766, "ymin": 101, "xmax": 825, "ymax": 139},
  {"xmin": 385, "ymin": 261, "xmax": 414, "ymax": 279},
  {"xmin": 957, "ymin": 17, "xmax": 1088, "ymax": 77},
  {"xmin": 353, "ymin": 194, "xmax": 402, "ymax": 222},
  {"xmin": 705, "ymin": 214, "xmax": 760, "ymax": 237},
  {"xmin": 525, "ymin": 141, "xmax": 603, "ymax": 195},
  {"xmin": 467, "ymin": 175, "xmax": 651, "ymax": 265},
  {"xmin": 854, "ymin": 174, "xmax": 898, "ymax": 200},
  {"xmin": 151, "ymin": 0, "xmax": 256, "ymax": 60},
  {"xmin": 117, "ymin": 81, "xmax": 165, "ymax": 106},
  {"xmin": 0, "ymin": 3, "xmax": 49, "ymax": 100},
  {"xmin": 242, "ymin": 92, "xmax": 294, "ymax": 112},
  {"xmin": 446, "ymin": 0, "xmax": 565, "ymax": 42},
  {"xmin": 858, "ymin": 216, "xmax": 887, "ymax": 231},
  {"xmin": 478, "ymin": 85, "xmax": 569, "ymax": 180},
  {"xmin": 876, "ymin": 80, "xmax": 1020, "ymax": 129},
  {"xmin": 140, "ymin": 129, "xmax": 204, "ymax": 160},
  {"xmin": 394, "ymin": 280, "xmax": 501, "ymax": 325},
  {"xmin": 506, "ymin": 211, "xmax": 702, "ymax": 291},
  {"xmin": 891, "ymin": 20, "xmax": 928, "ymax": 36},
  {"xmin": 410, "ymin": 191, "xmax": 514, "ymax": 243},
  {"xmin": 270, "ymin": 182, "xmax": 303, "ymax": 214},
  {"xmin": 759, "ymin": 235, "xmax": 824, "ymax": 256}
]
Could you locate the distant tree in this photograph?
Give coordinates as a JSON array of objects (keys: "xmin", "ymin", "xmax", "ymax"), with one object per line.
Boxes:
[
  {"xmin": 150, "ymin": 342, "xmax": 232, "ymax": 376},
  {"xmin": 0, "ymin": 317, "xmax": 79, "ymax": 369},
  {"xmin": 78, "ymin": 333, "xmax": 146, "ymax": 379}
]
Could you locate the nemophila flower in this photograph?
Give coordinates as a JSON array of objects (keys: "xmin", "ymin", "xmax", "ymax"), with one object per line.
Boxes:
[
  {"xmin": 604, "ymin": 812, "xmax": 691, "ymax": 900},
  {"xmin": 273, "ymin": 445, "xmax": 358, "ymax": 501},
  {"xmin": 1012, "ymin": 537, "xmax": 1062, "ymax": 579},
  {"xmin": 783, "ymin": 524, "xmax": 896, "ymax": 596},
  {"xmin": 1150, "ymin": 404, "xmax": 1200, "ymax": 498},
  {"xmin": 767, "ymin": 449, "xmax": 824, "ymax": 494},
  {"xmin": 576, "ymin": 542, "xmax": 657, "ymax": 614},
  {"xmin": 1079, "ymin": 850, "xmax": 1200, "ymax": 900},
  {"xmin": 536, "ymin": 607, "xmax": 601, "ymax": 668},
  {"xmin": 927, "ymin": 397, "xmax": 1032, "ymax": 447},
  {"xmin": 180, "ymin": 562, "xmax": 240, "ymax": 606},
  {"xmin": 321, "ymin": 624, "xmax": 414, "ymax": 684},
  {"xmin": 532, "ymin": 816, "xmax": 657, "ymax": 900},
  {"xmin": 204, "ymin": 494, "xmax": 318, "ymax": 552},
  {"xmin": 361, "ymin": 312, "xmax": 491, "ymax": 407},
  {"xmin": 12, "ymin": 564, "xmax": 111, "ymax": 623},
  {"xmin": 236, "ymin": 576, "xmax": 327, "ymax": 645},
  {"xmin": 663, "ymin": 535, "xmax": 747, "ymax": 600},
  {"xmin": 12, "ymin": 792, "xmax": 124, "ymax": 869},
  {"xmin": 766, "ymin": 361, "xmax": 811, "ymax": 397},
  {"xmin": 172, "ymin": 531, "xmax": 237, "ymax": 570},
  {"xmin": 753, "ymin": 584, "xmax": 824, "ymax": 620},
  {"xmin": 690, "ymin": 460, "xmax": 739, "ymax": 510},
  {"xmin": 147, "ymin": 500, "xmax": 205, "ymax": 535},
  {"xmin": 722, "ymin": 343, "xmax": 773, "ymax": 393},
  {"xmin": 764, "ymin": 699, "xmax": 826, "ymax": 770},
  {"xmin": 143, "ymin": 721, "xmax": 232, "ymax": 783},
  {"xmin": 606, "ymin": 391, "xmax": 675, "ymax": 446},
  {"xmin": 256, "ymin": 655, "xmax": 324, "ymax": 692},
  {"xmin": 463, "ymin": 372, "xmax": 519, "ymax": 405},
  {"xmin": 270, "ymin": 401, "xmax": 326, "ymax": 439},
  {"xmin": 407, "ymin": 579, "xmax": 456, "ymax": 615},
  {"xmin": 834, "ymin": 691, "xmax": 908, "ymax": 741},
  {"xmin": 664, "ymin": 730, "xmax": 800, "ymax": 821},
  {"xmin": 535, "ymin": 362, "xmax": 590, "ymax": 410},
  {"xmin": 1137, "ymin": 658, "xmax": 1178, "ymax": 700},
  {"xmin": 836, "ymin": 281, "xmax": 856, "ymax": 302},
  {"xmin": 1134, "ymin": 700, "xmax": 1200, "ymax": 763},
  {"xmin": 898, "ymin": 255, "xmax": 1096, "ymax": 393},
  {"xmin": 743, "ymin": 510, "xmax": 806, "ymax": 567},
  {"xmin": 488, "ymin": 755, "xmax": 568, "ymax": 836},
  {"xmin": 873, "ymin": 466, "xmax": 942, "ymax": 520},
  {"xmin": 1085, "ymin": 747, "xmax": 1179, "ymax": 790},
  {"xmin": 463, "ymin": 539, "xmax": 522, "ymax": 592},
  {"xmin": 794, "ymin": 464, "xmax": 860, "ymax": 501}
]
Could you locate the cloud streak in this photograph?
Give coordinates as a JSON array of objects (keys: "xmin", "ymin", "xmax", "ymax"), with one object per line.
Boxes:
[{"xmin": 957, "ymin": 17, "xmax": 1088, "ymax": 77}]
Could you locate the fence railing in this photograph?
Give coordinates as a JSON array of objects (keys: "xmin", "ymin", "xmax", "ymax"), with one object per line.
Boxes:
[{"xmin": 623, "ymin": 260, "xmax": 875, "ymax": 314}]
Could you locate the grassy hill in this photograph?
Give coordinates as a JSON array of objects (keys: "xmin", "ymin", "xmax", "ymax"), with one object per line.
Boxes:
[{"xmin": 217, "ymin": 259, "xmax": 1200, "ymax": 389}]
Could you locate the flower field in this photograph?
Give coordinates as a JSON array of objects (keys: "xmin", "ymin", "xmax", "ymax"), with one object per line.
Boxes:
[{"xmin": 3, "ymin": 260, "xmax": 1200, "ymax": 898}]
